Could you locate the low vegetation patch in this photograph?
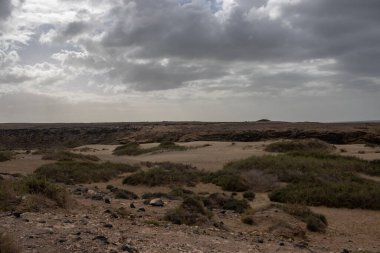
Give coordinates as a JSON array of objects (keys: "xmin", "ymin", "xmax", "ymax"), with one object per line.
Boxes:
[
  {"xmin": 42, "ymin": 151, "xmax": 100, "ymax": 162},
  {"xmin": 0, "ymin": 176, "xmax": 72, "ymax": 212},
  {"xmin": 265, "ymin": 139, "xmax": 335, "ymax": 153},
  {"xmin": 243, "ymin": 191, "xmax": 255, "ymax": 201},
  {"xmin": 0, "ymin": 151, "xmax": 13, "ymax": 162},
  {"xmin": 35, "ymin": 161, "xmax": 139, "ymax": 184},
  {"xmin": 123, "ymin": 162, "xmax": 202, "ymax": 187},
  {"xmin": 216, "ymin": 152, "xmax": 380, "ymax": 209},
  {"xmin": 241, "ymin": 216, "xmax": 255, "ymax": 225},
  {"xmin": 278, "ymin": 204, "xmax": 327, "ymax": 232},
  {"xmin": 165, "ymin": 196, "xmax": 212, "ymax": 225},
  {"xmin": 270, "ymin": 179, "xmax": 380, "ymax": 210},
  {"xmin": 113, "ymin": 141, "xmax": 186, "ymax": 156},
  {"xmin": 106, "ymin": 185, "xmax": 139, "ymax": 200},
  {"xmin": 203, "ymin": 193, "xmax": 250, "ymax": 213}
]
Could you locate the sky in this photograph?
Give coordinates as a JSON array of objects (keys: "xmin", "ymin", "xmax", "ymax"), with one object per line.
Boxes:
[{"xmin": 0, "ymin": 0, "xmax": 379, "ymax": 123}]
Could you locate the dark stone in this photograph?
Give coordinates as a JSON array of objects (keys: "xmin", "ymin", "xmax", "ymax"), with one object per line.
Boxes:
[
  {"xmin": 130, "ymin": 203, "xmax": 136, "ymax": 208},
  {"xmin": 294, "ymin": 241, "xmax": 308, "ymax": 248},
  {"xmin": 93, "ymin": 235, "xmax": 109, "ymax": 244},
  {"xmin": 341, "ymin": 250, "xmax": 351, "ymax": 253},
  {"xmin": 104, "ymin": 224, "xmax": 113, "ymax": 228},
  {"xmin": 92, "ymin": 194, "xmax": 103, "ymax": 201},
  {"xmin": 104, "ymin": 197, "xmax": 111, "ymax": 204},
  {"xmin": 121, "ymin": 244, "xmax": 138, "ymax": 253},
  {"xmin": 257, "ymin": 238, "xmax": 264, "ymax": 243},
  {"xmin": 12, "ymin": 211, "xmax": 22, "ymax": 218},
  {"xmin": 279, "ymin": 242, "xmax": 285, "ymax": 246},
  {"xmin": 137, "ymin": 208, "xmax": 145, "ymax": 212}
]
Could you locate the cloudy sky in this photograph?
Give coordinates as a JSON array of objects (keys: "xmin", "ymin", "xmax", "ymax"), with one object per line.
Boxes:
[{"xmin": 0, "ymin": 0, "xmax": 379, "ymax": 122}]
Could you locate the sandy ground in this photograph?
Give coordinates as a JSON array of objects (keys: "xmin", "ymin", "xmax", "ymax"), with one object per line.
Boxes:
[{"xmin": 1, "ymin": 141, "xmax": 380, "ymax": 252}]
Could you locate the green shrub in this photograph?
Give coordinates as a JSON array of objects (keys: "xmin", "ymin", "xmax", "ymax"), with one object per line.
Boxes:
[
  {"xmin": 222, "ymin": 198, "xmax": 250, "ymax": 213},
  {"xmin": 270, "ymin": 179, "xmax": 380, "ymax": 210},
  {"xmin": 123, "ymin": 162, "xmax": 201, "ymax": 186},
  {"xmin": 202, "ymin": 193, "xmax": 250, "ymax": 213},
  {"xmin": 165, "ymin": 196, "xmax": 212, "ymax": 225},
  {"xmin": 0, "ymin": 151, "xmax": 13, "ymax": 162},
  {"xmin": 306, "ymin": 215, "xmax": 327, "ymax": 232},
  {"xmin": 113, "ymin": 188, "xmax": 139, "ymax": 200},
  {"xmin": 113, "ymin": 142, "xmax": 186, "ymax": 156},
  {"xmin": 35, "ymin": 161, "xmax": 139, "ymax": 184},
  {"xmin": 278, "ymin": 204, "xmax": 327, "ymax": 232},
  {"xmin": 243, "ymin": 191, "xmax": 255, "ymax": 201},
  {"xmin": 42, "ymin": 151, "xmax": 100, "ymax": 162},
  {"xmin": 241, "ymin": 216, "xmax": 255, "ymax": 225},
  {"xmin": 0, "ymin": 176, "xmax": 72, "ymax": 211},
  {"xmin": 202, "ymin": 171, "xmax": 249, "ymax": 192},
  {"xmin": 265, "ymin": 139, "xmax": 335, "ymax": 153}
]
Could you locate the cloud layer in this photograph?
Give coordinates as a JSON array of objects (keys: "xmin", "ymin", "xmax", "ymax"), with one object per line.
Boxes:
[{"xmin": 0, "ymin": 0, "xmax": 379, "ymax": 122}]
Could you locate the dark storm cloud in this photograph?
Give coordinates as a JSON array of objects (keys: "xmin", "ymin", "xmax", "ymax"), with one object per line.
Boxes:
[
  {"xmin": 108, "ymin": 60, "xmax": 227, "ymax": 91},
  {"xmin": 0, "ymin": 0, "xmax": 12, "ymax": 20},
  {"xmin": 94, "ymin": 0, "xmax": 380, "ymax": 92},
  {"xmin": 101, "ymin": 0, "xmax": 303, "ymax": 61}
]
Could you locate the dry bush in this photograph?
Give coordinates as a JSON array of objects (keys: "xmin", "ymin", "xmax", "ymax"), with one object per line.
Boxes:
[
  {"xmin": 0, "ymin": 231, "xmax": 21, "ymax": 253},
  {"xmin": 0, "ymin": 151, "xmax": 13, "ymax": 162},
  {"xmin": 265, "ymin": 139, "xmax": 335, "ymax": 153},
  {"xmin": 165, "ymin": 196, "xmax": 212, "ymax": 225}
]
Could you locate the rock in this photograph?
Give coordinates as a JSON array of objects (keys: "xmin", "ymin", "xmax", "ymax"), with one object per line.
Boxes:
[
  {"xmin": 92, "ymin": 194, "xmax": 104, "ymax": 201},
  {"xmin": 104, "ymin": 224, "xmax": 113, "ymax": 228},
  {"xmin": 130, "ymin": 203, "xmax": 136, "ymax": 208},
  {"xmin": 104, "ymin": 197, "xmax": 111, "ymax": 204},
  {"xmin": 279, "ymin": 242, "xmax": 285, "ymax": 246},
  {"xmin": 149, "ymin": 198, "xmax": 164, "ymax": 207},
  {"xmin": 12, "ymin": 211, "xmax": 22, "ymax": 218},
  {"xmin": 257, "ymin": 238, "xmax": 264, "ymax": 243},
  {"xmin": 121, "ymin": 244, "xmax": 138, "ymax": 253},
  {"xmin": 138, "ymin": 208, "xmax": 145, "ymax": 212},
  {"xmin": 341, "ymin": 250, "xmax": 350, "ymax": 253},
  {"xmin": 294, "ymin": 241, "xmax": 308, "ymax": 248},
  {"xmin": 93, "ymin": 235, "xmax": 109, "ymax": 244}
]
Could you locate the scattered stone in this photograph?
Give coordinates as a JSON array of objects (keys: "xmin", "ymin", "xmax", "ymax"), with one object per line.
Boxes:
[
  {"xmin": 12, "ymin": 211, "xmax": 22, "ymax": 218},
  {"xmin": 279, "ymin": 242, "xmax": 285, "ymax": 246},
  {"xmin": 105, "ymin": 197, "xmax": 111, "ymax": 204},
  {"xmin": 149, "ymin": 198, "xmax": 164, "ymax": 207},
  {"xmin": 92, "ymin": 194, "xmax": 104, "ymax": 201},
  {"xmin": 294, "ymin": 241, "xmax": 308, "ymax": 248},
  {"xmin": 93, "ymin": 235, "xmax": 109, "ymax": 244},
  {"xmin": 104, "ymin": 224, "xmax": 113, "ymax": 228},
  {"xmin": 257, "ymin": 238, "xmax": 264, "ymax": 243},
  {"xmin": 138, "ymin": 208, "xmax": 145, "ymax": 212},
  {"xmin": 130, "ymin": 203, "xmax": 136, "ymax": 208},
  {"xmin": 121, "ymin": 243, "xmax": 138, "ymax": 253},
  {"xmin": 341, "ymin": 249, "xmax": 350, "ymax": 253}
]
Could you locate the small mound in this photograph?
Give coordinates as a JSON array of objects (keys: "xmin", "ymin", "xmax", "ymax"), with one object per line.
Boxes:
[{"xmin": 265, "ymin": 139, "xmax": 335, "ymax": 153}]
